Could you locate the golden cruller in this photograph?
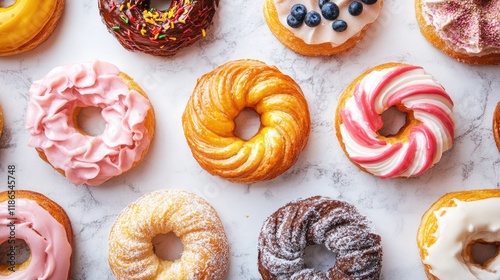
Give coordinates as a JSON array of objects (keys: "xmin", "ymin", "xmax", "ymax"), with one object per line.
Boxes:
[{"xmin": 0, "ymin": 0, "xmax": 65, "ymax": 56}]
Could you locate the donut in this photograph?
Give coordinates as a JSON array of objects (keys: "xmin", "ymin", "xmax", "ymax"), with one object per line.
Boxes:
[
  {"xmin": 0, "ymin": 0, "xmax": 65, "ymax": 56},
  {"xmin": 98, "ymin": 0, "xmax": 219, "ymax": 57},
  {"xmin": 25, "ymin": 61, "xmax": 155, "ymax": 186},
  {"xmin": 415, "ymin": 0, "xmax": 500, "ymax": 65},
  {"xmin": 182, "ymin": 59, "xmax": 311, "ymax": 183},
  {"xmin": 263, "ymin": 0, "xmax": 383, "ymax": 56},
  {"xmin": 417, "ymin": 189, "xmax": 500, "ymax": 279},
  {"xmin": 493, "ymin": 102, "xmax": 500, "ymax": 152},
  {"xmin": 108, "ymin": 189, "xmax": 229, "ymax": 279},
  {"xmin": 0, "ymin": 190, "xmax": 73, "ymax": 279},
  {"xmin": 258, "ymin": 196, "xmax": 382, "ymax": 279},
  {"xmin": 335, "ymin": 62, "xmax": 454, "ymax": 178}
]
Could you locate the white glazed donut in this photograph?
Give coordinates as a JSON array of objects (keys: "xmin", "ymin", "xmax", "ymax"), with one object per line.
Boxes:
[
  {"xmin": 418, "ymin": 189, "xmax": 500, "ymax": 280},
  {"xmin": 335, "ymin": 62, "xmax": 454, "ymax": 178},
  {"xmin": 25, "ymin": 61, "xmax": 155, "ymax": 186}
]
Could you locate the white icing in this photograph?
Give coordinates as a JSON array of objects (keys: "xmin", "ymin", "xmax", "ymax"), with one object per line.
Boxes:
[
  {"xmin": 274, "ymin": 0, "xmax": 382, "ymax": 46},
  {"xmin": 424, "ymin": 198, "xmax": 500, "ymax": 279}
]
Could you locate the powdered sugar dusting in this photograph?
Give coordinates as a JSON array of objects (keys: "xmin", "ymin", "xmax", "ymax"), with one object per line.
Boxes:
[
  {"xmin": 108, "ymin": 189, "xmax": 229, "ymax": 280},
  {"xmin": 258, "ymin": 196, "xmax": 382, "ymax": 279}
]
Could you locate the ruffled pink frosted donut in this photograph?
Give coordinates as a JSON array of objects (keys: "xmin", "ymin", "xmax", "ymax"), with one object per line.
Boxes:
[
  {"xmin": 335, "ymin": 63, "xmax": 454, "ymax": 178},
  {"xmin": 25, "ymin": 61, "xmax": 155, "ymax": 186}
]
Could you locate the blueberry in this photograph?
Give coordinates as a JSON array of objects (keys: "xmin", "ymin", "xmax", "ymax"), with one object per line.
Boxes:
[
  {"xmin": 321, "ymin": 2, "xmax": 340, "ymax": 20},
  {"xmin": 290, "ymin": 4, "xmax": 307, "ymax": 22},
  {"xmin": 348, "ymin": 1, "xmax": 363, "ymax": 16},
  {"xmin": 318, "ymin": 0, "xmax": 330, "ymax": 8},
  {"xmin": 332, "ymin": 20, "xmax": 348, "ymax": 32},
  {"xmin": 287, "ymin": 14, "xmax": 303, "ymax": 28},
  {"xmin": 362, "ymin": 0, "xmax": 378, "ymax": 4},
  {"xmin": 304, "ymin": 11, "xmax": 321, "ymax": 27}
]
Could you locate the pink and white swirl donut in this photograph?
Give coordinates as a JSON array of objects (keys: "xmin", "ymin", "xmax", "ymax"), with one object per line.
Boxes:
[
  {"xmin": 335, "ymin": 63, "xmax": 454, "ymax": 178},
  {"xmin": 25, "ymin": 61, "xmax": 155, "ymax": 186}
]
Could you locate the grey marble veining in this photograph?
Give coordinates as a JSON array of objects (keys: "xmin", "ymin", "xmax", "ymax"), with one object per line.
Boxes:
[{"xmin": 0, "ymin": 0, "xmax": 499, "ymax": 279}]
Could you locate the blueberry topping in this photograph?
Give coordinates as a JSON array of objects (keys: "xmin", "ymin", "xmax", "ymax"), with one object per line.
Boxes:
[
  {"xmin": 290, "ymin": 4, "xmax": 307, "ymax": 22},
  {"xmin": 332, "ymin": 20, "xmax": 348, "ymax": 32},
  {"xmin": 321, "ymin": 2, "xmax": 340, "ymax": 20},
  {"xmin": 348, "ymin": 1, "xmax": 363, "ymax": 16},
  {"xmin": 304, "ymin": 11, "xmax": 321, "ymax": 27},
  {"xmin": 318, "ymin": 0, "xmax": 330, "ymax": 8},
  {"xmin": 361, "ymin": 0, "xmax": 378, "ymax": 4},
  {"xmin": 287, "ymin": 14, "xmax": 303, "ymax": 28}
]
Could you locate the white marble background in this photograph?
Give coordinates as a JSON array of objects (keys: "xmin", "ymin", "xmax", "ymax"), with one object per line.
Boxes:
[{"xmin": 0, "ymin": 0, "xmax": 499, "ymax": 279}]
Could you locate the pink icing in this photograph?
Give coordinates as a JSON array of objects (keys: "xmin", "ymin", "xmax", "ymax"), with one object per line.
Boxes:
[
  {"xmin": 0, "ymin": 199, "xmax": 72, "ymax": 279},
  {"xmin": 339, "ymin": 65, "xmax": 454, "ymax": 178},
  {"xmin": 25, "ymin": 61, "xmax": 152, "ymax": 186},
  {"xmin": 422, "ymin": 0, "xmax": 500, "ymax": 55}
]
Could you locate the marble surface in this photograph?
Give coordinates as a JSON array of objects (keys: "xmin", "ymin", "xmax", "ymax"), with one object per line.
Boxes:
[{"xmin": 0, "ymin": 0, "xmax": 499, "ymax": 279}]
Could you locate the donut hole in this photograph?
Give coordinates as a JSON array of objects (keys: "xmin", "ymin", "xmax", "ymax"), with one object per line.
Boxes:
[
  {"xmin": 0, "ymin": 239, "xmax": 31, "ymax": 274},
  {"xmin": 149, "ymin": 0, "xmax": 172, "ymax": 11},
  {"xmin": 152, "ymin": 232, "xmax": 184, "ymax": 262},
  {"xmin": 304, "ymin": 244, "xmax": 337, "ymax": 272},
  {"xmin": 471, "ymin": 242, "xmax": 500, "ymax": 267},
  {"xmin": 0, "ymin": 0, "xmax": 16, "ymax": 8},
  {"xmin": 234, "ymin": 108, "xmax": 261, "ymax": 141},
  {"xmin": 76, "ymin": 106, "xmax": 106, "ymax": 136},
  {"xmin": 378, "ymin": 106, "xmax": 409, "ymax": 137}
]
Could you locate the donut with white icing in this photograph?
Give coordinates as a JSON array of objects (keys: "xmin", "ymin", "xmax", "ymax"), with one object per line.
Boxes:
[
  {"xmin": 335, "ymin": 62, "xmax": 454, "ymax": 178},
  {"xmin": 417, "ymin": 189, "xmax": 500, "ymax": 279},
  {"xmin": 263, "ymin": 0, "xmax": 383, "ymax": 56},
  {"xmin": 25, "ymin": 61, "xmax": 155, "ymax": 186},
  {"xmin": 258, "ymin": 196, "xmax": 382, "ymax": 279},
  {"xmin": 415, "ymin": 0, "xmax": 500, "ymax": 64}
]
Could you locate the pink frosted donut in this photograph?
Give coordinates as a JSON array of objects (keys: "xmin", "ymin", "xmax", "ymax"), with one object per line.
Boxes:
[
  {"xmin": 0, "ymin": 190, "xmax": 73, "ymax": 279},
  {"xmin": 335, "ymin": 63, "xmax": 454, "ymax": 178},
  {"xmin": 25, "ymin": 61, "xmax": 155, "ymax": 186}
]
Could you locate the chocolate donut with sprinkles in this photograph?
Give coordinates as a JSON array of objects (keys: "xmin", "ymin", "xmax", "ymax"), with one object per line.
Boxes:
[{"xmin": 99, "ymin": 0, "xmax": 219, "ymax": 57}]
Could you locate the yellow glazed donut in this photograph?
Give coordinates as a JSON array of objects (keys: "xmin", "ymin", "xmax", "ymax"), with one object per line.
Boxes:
[
  {"xmin": 108, "ymin": 189, "xmax": 229, "ymax": 280},
  {"xmin": 182, "ymin": 59, "xmax": 311, "ymax": 183},
  {"xmin": 417, "ymin": 189, "xmax": 500, "ymax": 279},
  {"xmin": 493, "ymin": 102, "xmax": 500, "ymax": 152},
  {"xmin": 0, "ymin": 0, "xmax": 65, "ymax": 56}
]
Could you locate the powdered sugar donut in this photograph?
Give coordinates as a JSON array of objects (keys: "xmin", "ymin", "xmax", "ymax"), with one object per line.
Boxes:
[
  {"xmin": 335, "ymin": 62, "xmax": 454, "ymax": 178},
  {"xmin": 108, "ymin": 189, "xmax": 229, "ymax": 279},
  {"xmin": 258, "ymin": 196, "xmax": 382, "ymax": 279}
]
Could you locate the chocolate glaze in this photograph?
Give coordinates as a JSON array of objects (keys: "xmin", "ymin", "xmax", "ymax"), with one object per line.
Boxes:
[
  {"xmin": 98, "ymin": 0, "xmax": 219, "ymax": 57},
  {"xmin": 258, "ymin": 196, "xmax": 382, "ymax": 279}
]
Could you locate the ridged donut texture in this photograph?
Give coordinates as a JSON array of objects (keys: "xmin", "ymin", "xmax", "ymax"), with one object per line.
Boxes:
[
  {"xmin": 108, "ymin": 189, "xmax": 229, "ymax": 280},
  {"xmin": 258, "ymin": 196, "xmax": 382, "ymax": 279},
  {"xmin": 335, "ymin": 62, "xmax": 454, "ymax": 178},
  {"xmin": 182, "ymin": 59, "xmax": 310, "ymax": 183},
  {"xmin": 493, "ymin": 102, "xmax": 500, "ymax": 152}
]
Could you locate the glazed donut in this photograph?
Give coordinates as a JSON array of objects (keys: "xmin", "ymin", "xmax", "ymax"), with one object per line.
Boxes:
[
  {"xmin": 335, "ymin": 62, "xmax": 454, "ymax": 178},
  {"xmin": 417, "ymin": 189, "xmax": 500, "ymax": 279},
  {"xmin": 98, "ymin": 0, "xmax": 219, "ymax": 57},
  {"xmin": 0, "ymin": 190, "xmax": 73, "ymax": 279},
  {"xmin": 258, "ymin": 196, "xmax": 382, "ymax": 279},
  {"xmin": 493, "ymin": 102, "xmax": 500, "ymax": 152},
  {"xmin": 182, "ymin": 59, "xmax": 310, "ymax": 183},
  {"xmin": 25, "ymin": 61, "xmax": 155, "ymax": 186},
  {"xmin": 263, "ymin": 0, "xmax": 383, "ymax": 56},
  {"xmin": 415, "ymin": 0, "xmax": 500, "ymax": 65},
  {"xmin": 108, "ymin": 189, "xmax": 229, "ymax": 279},
  {"xmin": 0, "ymin": 0, "xmax": 65, "ymax": 56}
]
